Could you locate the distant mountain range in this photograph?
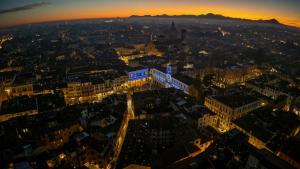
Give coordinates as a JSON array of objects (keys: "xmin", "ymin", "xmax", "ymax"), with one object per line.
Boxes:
[{"xmin": 130, "ymin": 13, "xmax": 282, "ymax": 26}]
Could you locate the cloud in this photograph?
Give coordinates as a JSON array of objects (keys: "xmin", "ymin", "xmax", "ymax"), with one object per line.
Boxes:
[{"xmin": 0, "ymin": 2, "xmax": 51, "ymax": 14}]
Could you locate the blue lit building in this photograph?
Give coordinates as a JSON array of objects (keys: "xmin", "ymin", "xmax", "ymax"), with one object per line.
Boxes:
[
  {"xmin": 152, "ymin": 65, "xmax": 192, "ymax": 94},
  {"xmin": 153, "ymin": 68, "xmax": 168, "ymax": 86},
  {"xmin": 128, "ymin": 68, "xmax": 149, "ymax": 81},
  {"xmin": 127, "ymin": 67, "xmax": 150, "ymax": 87}
]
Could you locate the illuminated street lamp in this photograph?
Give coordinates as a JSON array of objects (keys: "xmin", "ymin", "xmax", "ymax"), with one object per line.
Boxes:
[{"xmin": 5, "ymin": 89, "xmax": 11, "ymax": 94}]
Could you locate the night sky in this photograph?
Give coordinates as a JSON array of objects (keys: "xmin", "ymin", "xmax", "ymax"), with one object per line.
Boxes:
[{"xmin": 0, "ymin": 0, "xmax": 299, "ymax": 28}]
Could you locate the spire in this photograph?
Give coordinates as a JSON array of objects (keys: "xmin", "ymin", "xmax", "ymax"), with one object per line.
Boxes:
[
  {"xmin": 170, "ymin": 22, "xmax": 177, "ymax": 33},
  {"xmin": 169, "ymin": 22, "xmax": 177, "ymax": 41},
  {"xmin": 171, "ymin": 22, "xmax": 176, "ymax": 30}
]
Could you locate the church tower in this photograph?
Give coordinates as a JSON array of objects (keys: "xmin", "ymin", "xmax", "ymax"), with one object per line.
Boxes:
[{"xmin": 168, "ymin": 22, "xmax": 177, "ymax": 41}]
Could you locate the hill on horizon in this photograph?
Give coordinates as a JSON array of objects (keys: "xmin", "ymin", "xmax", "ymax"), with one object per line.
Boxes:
[{"xmin": 130, "ymin": 13, "xmax": 283, "ymax": 26}]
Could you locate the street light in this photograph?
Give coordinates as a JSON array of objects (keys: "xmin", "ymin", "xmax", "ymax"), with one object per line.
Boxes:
[{"xmin": 5, "ymin": 89, "xmax": 11, "ymax": 94}]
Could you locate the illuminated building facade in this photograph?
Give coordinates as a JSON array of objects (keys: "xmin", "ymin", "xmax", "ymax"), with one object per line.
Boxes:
[
  {"xmin": 245, "ymin": 74, "xmax": 297, "ymax": 111},
  {"xmin": 5, "ymin": 84, "xmax": 34, "ymax": 98},
  {"xmin": 115, "ymin": 42, "xmax": 162, "ymax": 65},
  {"xmin": 246, "ymin": 82, "xmax": 286, "ymax": 99},
  {"xmin": 63, "ymin": 67, "xmax": 150, "ymax": 105},
  {"xmin": 152, "ymin": 65, "xmax": 191, "ymax": 94},
  {"xmin": 128, "ymin": 68, "xmax": 149, "ymax": 81},
  {"xmin": 127, "ymin": 68, "xmax": 150, "ymax": 87},
  {"xmin": 204, "ymin": 94, "xmax": 265, "ymax": 132},
  {"xmin": 63, "ymin": 75, "xmax": 128, "ymax": 105},
  {"xmin": 4, "ymin": 73, "xmax": 35, "ymax": 100}
]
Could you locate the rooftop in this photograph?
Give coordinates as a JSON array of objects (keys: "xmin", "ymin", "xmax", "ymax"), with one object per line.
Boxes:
[
  {"xmin": 132, "ymin": 88, "xmax": 196, "ymax": 117},
  {"xmin": 169, "ymin": 129, "xmax": 294, "ymax": 169},
  {"xmin": 13, "ymin": 72, "xmax": 35, "ymax": 85},
  {"xmin": 280, "ymin": 137, "xmax": 300, "ymax": 163},
  {"xmin": 213, "ymin": 94, "xmax": 259, "ymax": 108},
  {"xmin": 173, "ymin": 74, "xmax": 195, "ymax": 85},
  {"xmin": 234, "ymin": 107, "xmax": 300, "ymax": 143},
  {"xmin": 117, "ymin": 118, "xmax": 172, "ymax": 168},
  {"xmin": 1, "ymin": 96, "xmax": 36, "ymax": 115},
  {"xmin": 35, "ymin": 92, "xmax": 66, "ymax": 112},
  {"xmin": 67, "ymin": 69, "xmax": 127, "ymax": 84}
]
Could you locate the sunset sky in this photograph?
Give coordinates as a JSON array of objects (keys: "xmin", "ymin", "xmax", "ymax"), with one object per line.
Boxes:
[{"xmin": 0, "ymin": 0, "xmax": 300, "ymax": 28}]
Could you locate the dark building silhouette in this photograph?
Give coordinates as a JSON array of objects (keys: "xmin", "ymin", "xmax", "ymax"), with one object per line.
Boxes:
[
  {"xmin": 180, "ymin": 29, "xmax": 187, "ymax": 41},
  {"xmin": 168, "ymin": 22, "xmax": 177, "ymax": 41}
]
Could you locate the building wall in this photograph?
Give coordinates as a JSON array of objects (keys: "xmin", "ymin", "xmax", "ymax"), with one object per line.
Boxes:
[
  {"xmin": 277, "ymin": 151, "xmax": 300, "ymax": 169},
  {"xmin": 63, "ymin": 75, "xmax": 128, "ymax": 105},
  {"xmin": 171, "ymin": 78, "xmax": 189, "ymax": 94},
  {"xmin": 204, "ymin": 97, "xmax": 264, "ymax": 132},
  {"xmin": 204, "ymin": 97, "xmax": 263, "ymax": 120},
  {"xmin": 233, "ymin": 124, "xmax": 266, "ymax": 149},
  {"xmin": 0, "ymin": 109, "xmax": 38, "ymax": 123},
  {"xmin": 128, "ymin": 68, "xmax": 149, "ymax": 81},
  {"xmin": 153, "ymin": 69, "xmax": 167, "ymax": 86},
  {"xmin": 245, "ymin": 83, "xmax": 288, "ymax": 99},
  {"xmin": 42, "ymin": 123, "xmax": 82, "ymax": 150},
  {"xmin": 246, "ymin": 82, "xmax": 292, "ymax": 111},
  {"xmin": 152, "ymin": 68, "xmax": 190, "ymax": 94},
  {"xmin": 5, "ymin": 84, "xmax": 34, "ymax": 98},
  {"xmin": 198, "ymin": 113, "xmax": 217, "ymax": 128},
  {"xmin": 204, "ymin": 97, "xmax": 234, "ymax": 130},
  {"xmin": 115, "ymin": 43, "xmax": 162, "ymax": 64},
  {"xmin": 63, "ymin": 69, "xmax": 151, "ymax": 105}
]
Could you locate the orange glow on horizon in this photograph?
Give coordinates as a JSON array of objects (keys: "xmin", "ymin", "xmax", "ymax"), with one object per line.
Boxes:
[{"xmin": 1, "ymin": 5, "xmax": 299, "ymax": 28}]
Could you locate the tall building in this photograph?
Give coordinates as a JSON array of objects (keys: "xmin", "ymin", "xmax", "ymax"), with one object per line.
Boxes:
[
  {"xmin": 180, "ymin": 29, "xmax": 187, "ymax": 41},
  {"xmin": 168, "ymin": 22, "xmax": 177, "ymax": 41}
]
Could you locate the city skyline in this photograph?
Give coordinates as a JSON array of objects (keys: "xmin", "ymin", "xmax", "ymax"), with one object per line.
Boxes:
[
  {"xmin": 1, "ymin": 2, "xmax": 300, "ymax": 168},
  {"xmin": 0, "ymin": 0, "xmax": 300, "ymax": 28}
]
